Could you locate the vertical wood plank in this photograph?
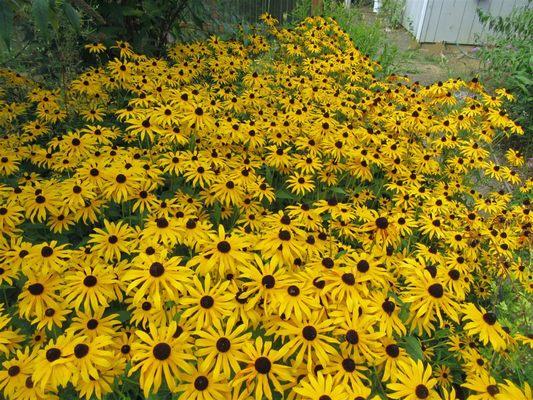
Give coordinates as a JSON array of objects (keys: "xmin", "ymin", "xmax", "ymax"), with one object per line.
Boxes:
[{"xmin": 420, "ymin": 0, "xmax": 435, "ymax": 42}]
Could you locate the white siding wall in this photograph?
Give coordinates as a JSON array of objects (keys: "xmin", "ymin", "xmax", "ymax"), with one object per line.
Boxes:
[{"xmin": 402, "ymin": 0, "xmax": 531, "ymax": 44}]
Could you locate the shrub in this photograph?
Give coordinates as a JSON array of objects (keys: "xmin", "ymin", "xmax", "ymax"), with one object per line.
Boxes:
[
  {"xmin": 379, "ymin": 0, "xmax": 406, "ymax": 29},
  {"xmin": 477, "ymin": 6, "xmax": 533, "ymax": 158},
  {"xmin": 0, "ymin": 15, "xmax": 531, "ymax": 400}
]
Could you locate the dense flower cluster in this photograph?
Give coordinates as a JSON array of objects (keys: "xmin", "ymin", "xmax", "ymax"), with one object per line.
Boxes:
[{"xmin": 0, "ymin": 14, "xmax": 531, "ymax": 400}]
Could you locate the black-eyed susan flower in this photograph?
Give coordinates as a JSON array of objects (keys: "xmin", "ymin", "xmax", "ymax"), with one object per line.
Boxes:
[
  {"xmin": 176, "ymin": 362, "xmax": 230, "ymax": 400},
  {"xmin": 124, "ymin": 254, "xmax": 191, "ymax": 308},
  {"xmin": 0, "ymin": 347, "xmax": 36, "ymax": 398},
  {"xmin": 129, "ymin": 321, "xmax": 193, "ymax": 396},
  {"xmin": 294, "ymin": 372, "xmax": 349, "ymax": 400},
  {"xmin": 63, "ymin": 263, "xmax": 117, "ymax": 311},
  {"xmin": 387, "ymin": 359, "xmax": 438, "ymax": 400},
  {"xmin": 462, "ymin": 372, "xmax": 505, "ymax": 400},
  {"xmin": 0, "ymin": 14, "xmax": 529, "ymax": 400},
  {"xmin": 278, "ymin": 310, "xmax": 337, "ymax": 371},
  {"xmin": 180, "ymin": 274, "xmax": 234, "ymax": 330},
  {"xmin": 88, "ymin": 220, "xmax": 134, "ymax": 261},
  {"xmin": 85, "ymin": 43, "xmax": 107, "ymax": 54},
  {"xmin": 462, "ymin": 303, "xmax": 508, "ymax": 350},
  {"xmin": 32, "ymin": 333, "xmax": 84, "ymax": 390},
  {"xmin": 194, "ymin": 316, "xmax": 251, "ymax": 379},
  {"xmin": 233, "ymin": 337, "xmax": 291, "ymax": 400}
]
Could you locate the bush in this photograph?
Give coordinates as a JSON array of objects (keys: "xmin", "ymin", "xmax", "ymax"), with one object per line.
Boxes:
[
  {"xmin": 0, "ymin": 14, "xmax": 531, "ymax": 400},
  {"xmin": 477, "ymin": 6, "xmax": 533, "ymax": 158},
  {"xmin": 0, "ymin": 0, "xmax": 229, "ymax": 83}
]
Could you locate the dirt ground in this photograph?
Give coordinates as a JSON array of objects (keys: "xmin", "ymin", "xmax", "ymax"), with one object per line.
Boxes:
[{"xmin": 359, "ymin": 9, "xmax": 482, "ymax": 84}]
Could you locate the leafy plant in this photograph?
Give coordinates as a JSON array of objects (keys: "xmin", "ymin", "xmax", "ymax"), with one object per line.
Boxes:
[
  {"xmin": 0, "ymin": 1, "xmax": 87, "ymax": 93},
  {"xmin": 0, "ymin": 0, "xmax": 237, "ymax": 88},
  {"xmin": 476, "ymin": 6, "xmax": 533, "ymax": 157},
  {"xmin": 0, "ymin": 13, "xmax": 531, "ymax": 400},
  {"xmin": 379, "ymin": 0, "xmax": 405, "ymax": 29}
]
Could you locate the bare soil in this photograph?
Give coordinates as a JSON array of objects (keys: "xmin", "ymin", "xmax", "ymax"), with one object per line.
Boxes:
[{"xmin": 359, "ymin": 8, "xmax": 482, "ymax": 84}]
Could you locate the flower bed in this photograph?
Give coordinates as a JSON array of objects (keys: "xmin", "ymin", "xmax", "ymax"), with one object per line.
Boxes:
[{"xmin": 0, "ymin": 15, "xmax": 530, "ymax": 400}]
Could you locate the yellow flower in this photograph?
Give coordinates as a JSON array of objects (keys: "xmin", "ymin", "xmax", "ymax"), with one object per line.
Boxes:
[
  {"xmin": 88, "ymin": 220, "xmax": 134, "ymax": 261},
  {"xmin": 85, "ymin": 43, "xmax": 107, "ymax": 54},
  {"xmin": 462, "ymin": 303, "xmax": 508, "ymax": 350},
  {"xmin": 387, "ymin": 359, "xmax": 439, "ymax": 400},
  {"xmin": 129, "ymin": 321, "xmax": 193, "ymax": 397}
]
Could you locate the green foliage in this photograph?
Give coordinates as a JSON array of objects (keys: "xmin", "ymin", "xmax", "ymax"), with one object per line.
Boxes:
[
  {"xmin": 91, "ymin": 0, "xmax": 214, "ymax": 55},
  {"xmin": 0, "ymin": 0, "xmax": 235, "ymax": 86},
  {"xmin": 0, "ymin": 0, "xmax": 14, "ymax": 50},
  {"xmin": 481, "ymin": 276, "xmax": 533, "ymax": 386},
  {"xmin": 379, "ymin": 0, "xmax": 405, "ymax": 29},
  {"xmin": 0, "ymin": 1, "xmax": 85, "ymax": 93},
  {"xmin": 477, "ymin": 6, "xmax": 533, "ymax": 157}
]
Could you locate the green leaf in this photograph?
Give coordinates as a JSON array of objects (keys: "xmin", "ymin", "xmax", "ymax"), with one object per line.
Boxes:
[
  {"xmin": 213, "ymin": 202, "xmax": 221, "ymax": 226},
  {"xmin": 63, "ymin": 2, "xmax": 80, "ymax": 32},
  {"xmin": 335, "ymin": 250, "xmax": 347, "ymax": 258},
  {"xmin": 399, "ymin": 302, "xmax": 410, "ymax": 322},
  {"xmin": 330, "ymin": 186, "xmax": 346, "ymax": 195},
  {"xmin": 276, "ymin": 190, "xmax": 296, "ymax": 200},
  {"xmin": 120, "ymin": 6, "xmax": 144, "ymax": 17},
  {"xmin": 32, "ymin": 0, "xmax": 50, "ymax": 39},
  {"xmin": 0, "ymin": 1, "xmax": 14, "ymax": 50},
  {"xmin": 515, "ymin": 73, "xmax": 532, "ymax": 85},
  {"xmin": 403, "ymin": 335, "xmax": 424, "ymax": 361},
  {"xmin": 114, "ymin": 309, "xmax": 130, "ymax": 323}
]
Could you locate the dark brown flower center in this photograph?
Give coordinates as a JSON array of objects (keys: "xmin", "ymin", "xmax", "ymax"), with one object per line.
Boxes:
[
  {"xmin": 357, "ymin": 260, "xmax": 370, "ymax": 273},
  {"xmin": 287, "ymin": 285, "xmax": 300, "ymax": 296},
  {"xmin": 87, "ymin": 319, "xmax": 98, "ymax": 330},
  {"xmin": 342, "ymin": 358, "xmax": 356, "ymax": 372},
  {"xmin": 254, "ymin": 356, "xmax": 271, "ymax": 374},
  {"xmin": 261, "ymin": 275, "xmax": 275, "ymax": 289},
  {"xmin": 321, "ymin": 257, "xmax": 334, "ymax": 269},
  {"xmin": 386, "ymin": 344, "xmax": 400, "ymax": 357},
  {"xmin": 41, "ymin": 246, "xmax": 53, "ymax": 257},
  {"xmin": 483, "ymin": 312, "xmax": 497, "ymax": 325},
  {"xmin": 46, "ymin": 348, "xmax": 61, "ymax": 362},
  {"xmin": 152, "ymin": 342, "xmax": 171, "ymax": 360},
  {"xmin": 342, "ymin": 273, "xmax": 355, "ymax": 285},
  {"xmin": 217, "ymin": 241, "xmax": 231, "ymax": 253},
  {"xmin": 302, "ymin": 325, "xmax": 317, "ymax": 341},
  {"xmin": 382, "ymin": 299, "xmax": 395, "ymax": 315},
  {"xmin": 376, "ymin": 217, "xmax": 389, "ymax": 229},
  {"xmin": 74, "ymin": 344, "xmax": 90, "ymax": 358},
  {"xmin": 216, "ymin": 337, "xmax": 231, "ymax": 352},
  {"xmin": 345, "ymin": 329, "xmax": 359, "ymax": 344},
  {"xmin": 428, "ymin": 283, "xmax": 444, "ymax": 298},
  {"xmin": 487, "ymin": 385, "xmax": 499, "ymax": 396},
  {"xmin": 83, "ymin": 275, "xmax": 97, "ymax": 287},
  {"xmin": 415, "ymin": 384, "xmax": 429, "ymax": 399},
  {"xmin": 278, "ymin": 230, "xmax": 291, "ymax": 241},
  {"xmin": 28, "ymin": 283, "xmax": 44, "ymax": 295},
  {"xmin": 148, "ymin": 262, "xmax": 164, "ymax": 278},
  {"xmin": 200, "ymin": 295, "xmax": 214, "ymax": 309},
  {"xmin": 194, "ymin": 375, "xmax": 209, "ymax": 391}
]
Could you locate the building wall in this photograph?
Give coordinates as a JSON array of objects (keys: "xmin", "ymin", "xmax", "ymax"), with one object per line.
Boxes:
[{"xmin": 403, "ymin": 0, "xmax": 531, "ymax": 44}]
